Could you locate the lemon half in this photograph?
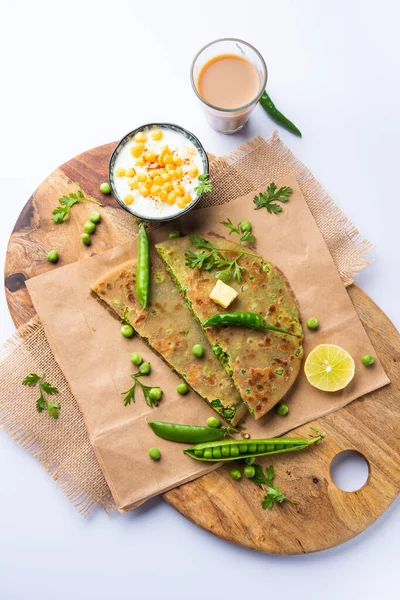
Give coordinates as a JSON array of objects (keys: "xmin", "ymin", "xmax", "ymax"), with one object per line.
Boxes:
[{"xmin": 304, "ymin": 344, "xmax": 355, "ymax": 392}]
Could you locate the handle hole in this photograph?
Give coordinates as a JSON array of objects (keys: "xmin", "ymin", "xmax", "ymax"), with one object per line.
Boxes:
[{"xmin": 330, "ymin": 450, "xmax": 370, "ymax": 492}]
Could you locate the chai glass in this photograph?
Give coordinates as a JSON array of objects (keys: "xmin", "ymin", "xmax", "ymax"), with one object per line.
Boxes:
[{"xmin": 190, "ymin": 38, "xmax": 267, "ymax": 134}]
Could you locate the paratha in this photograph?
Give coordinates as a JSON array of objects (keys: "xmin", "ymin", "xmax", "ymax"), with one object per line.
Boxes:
[
  {"xmin": 91, "ymin": 253, "xmax": 247, "ymax": 425},
  {"xmin": 156, "ymin": 235, "xmax": 304, "ymax": 419}
]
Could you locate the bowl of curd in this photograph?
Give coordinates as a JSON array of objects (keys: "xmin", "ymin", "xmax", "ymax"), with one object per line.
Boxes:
[{"xmin": 109, "ymin": 123, "xmax": 209, "ymax": 221}]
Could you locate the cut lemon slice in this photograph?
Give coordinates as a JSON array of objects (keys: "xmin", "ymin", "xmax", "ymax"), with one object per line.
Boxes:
[{"xmin": 304, "ymin": 344, "xmax": 355, "ymax": 392}]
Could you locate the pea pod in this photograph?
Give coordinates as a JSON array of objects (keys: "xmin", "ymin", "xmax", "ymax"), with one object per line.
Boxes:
[
  {"xmin": 148, "ymin": 421, "xmax": 237, "ymax": 444},
  {"xmin": 259, "ymin": 91, "xmax": 302, "ymax": 137},
  {"xmin": 136, "ymin": 223, "xmax": 150, "ymax": 308},
  {"xmin": 202, "ymin": 311, "xmax": 297, "ymax": 337},
  {"xmin": 184, "ymin": 434, "xmax": 325, "ymax": 462}
]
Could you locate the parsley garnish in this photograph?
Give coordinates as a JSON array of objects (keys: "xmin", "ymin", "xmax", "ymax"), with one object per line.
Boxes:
[
  {"xmin": 194, "ymin": 173, "xmax": 213, "ymax": 195},
  {"xmin": 184, "ymin": 235, "xmax": 260, "ymax": 284},
  {"xmin": 122, "ymin": 371, "xmax": 162, "ymax": 408},
  {"xmin": 253, "ymin": 183, "xmax": 293, "ymax": 214},
  {"xmin": 52, "ymin": 182, "xmax": 101, "ymax": 224},
  {"xmin": 250, "ymin": 464, "xmax": 298, "ymax": 510},
  {"xmin": 220, "ymin": 218, "xmax": 256, "ymax": 244},
  {"xmin": 22, "ymin": 373, "xmax": 60, "ymax": 419}
]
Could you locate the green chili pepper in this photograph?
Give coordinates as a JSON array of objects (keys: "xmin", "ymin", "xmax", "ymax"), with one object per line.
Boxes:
[
  {"xmin": 259, "ymin": 91, "xmax": 302, "ymax": 137},
  {"xmin": 136, "ymin": 223, "xmax": 150, "ymax": 309},
  {"xmin": 202, "ymin": 312, "xmax": 297, "ymax": 337},
  {"xmin": 184, "ymin": 433, "xmax": 325, "ymax": 462},
  {"xmin": 148, "ymin": 421, "xmax": 237, "ymax": 444}
]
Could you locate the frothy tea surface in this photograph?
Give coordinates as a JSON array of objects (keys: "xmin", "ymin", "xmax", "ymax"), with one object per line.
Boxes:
[{"xmin": 197, "ymin": 54, "xmax": 260, "ymax": 109}]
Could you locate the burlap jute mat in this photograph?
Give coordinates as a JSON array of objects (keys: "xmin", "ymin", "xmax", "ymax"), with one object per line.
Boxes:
[{"xmin": 0, "ymin": 133, "xmax": 374, "ymax": 516}]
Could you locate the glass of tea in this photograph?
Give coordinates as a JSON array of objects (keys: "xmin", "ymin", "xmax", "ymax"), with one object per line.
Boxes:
[{"xmin": 191, "ymin": 38, "xmax": 267, "ymax": 134}]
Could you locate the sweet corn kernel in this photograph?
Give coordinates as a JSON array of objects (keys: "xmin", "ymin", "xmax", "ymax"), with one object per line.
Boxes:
[
  {"xmin": 131, "ymin": 143, "xmax": 144, "ymax": 158},
  {"xmin": 166, "ymin": 191, "xmax": 176, "ymax": 204},
  {"xmin": 134, "ymin": 131, "xmax": 148, "ymax": 143},
  {"xmin": 161, "ymin": 145, "xmax": 170, "ymax": 154},
  {"xmin": 160, "ymin": 190, "xmax": 168, "ymax": 201},
  {"xmin": 139, "ymin": 184, "xmax": 150, "ymax": 197},
  {"xmin": 151, "ymin": 129, "xmax": 163, "ymax": 141},
  {"xmin": 124, "ymin": 194, "xmax": 134, "ymax": 205},
  {"xmin": 161, "ymin": 173, "xmax": 170, "ymax": 183},
  {"xmin": 188, "ymin": 164, "xmax": 199, "ymax": 178},
  {"xmin": 163, "ymin": 182, "xmax": 173, "ymax": 193},
  {"xmin": 128, "ymin": 177, "xmax": 138, "ymax": 189},
  {"xmin": 182, "ymin": 194, "xmax": 192, "ymax": 205},
  {"xmin": 165, "ymin": 164, "xmax": 174, "ymax": 172},
  {"xmin": 173, "ymin": 155, "xmax": 183, "ymax": 166},
  {"xmin": 149, "ymin": 169, "xmax": 160, "ymax": 178},
  {"xmin": 136, "ymin": 156, "xmax": 145, "ymax": 167},
  {"xmin": 175, "ymin": 167, "xmax": 183, "ymax": 179},
  {"xmin": 158, "ymin": 155, "xmax": 165, "ymax": 166},
  {"xmin": 144, "ymin": 151, "xmax": 157, "ymax": 163},
  {"xmin": 137, "ymin": 173, "xmax": 147, "ymax": 183},
  {"xmin": 163, "ymin": 154, "xmax": 173, "ymax": 164},
  {"xmin": 154, "ymin": 176, "xmax": 163, "ymax": 186},
  {"xmin": 175, "ymin": 185, "xmax": 185, "ymax": 196},
  {"xmin": 126, "ymin": 167, "xmax": 136, "ymax": 178},
  {"xmin": 176, "ymin": 196, "xmax": 186, "ymax": 208},
  {"xmin": 116, "ymin": 167, "xmax": 126, "ymax": 177},
  {"xmin": 151, "ymin": 185, "xmax": 161, "ymax": 195},
  {"xmin": 169, "ymin": 170, "xmax": 177, "ymax": 180},
  {"xmin": 187, "ymin": 147, "xmax": 196, "ymax": 156}
]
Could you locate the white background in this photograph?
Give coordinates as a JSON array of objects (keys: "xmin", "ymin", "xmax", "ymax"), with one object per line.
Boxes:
[{"xmin": 1, "ymin": 1, "xmax": 399, "ymax": 598}]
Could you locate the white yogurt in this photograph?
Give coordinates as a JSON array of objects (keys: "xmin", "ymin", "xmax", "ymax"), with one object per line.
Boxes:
[{"xmin": 112, "ymin": 127, "xmax": 205, "ymax": 220}]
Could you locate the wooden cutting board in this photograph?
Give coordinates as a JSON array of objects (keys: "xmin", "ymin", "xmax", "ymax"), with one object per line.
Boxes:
[{"xmin": 5, "ymin": 143, "xmax": 400, "ymax": 554}]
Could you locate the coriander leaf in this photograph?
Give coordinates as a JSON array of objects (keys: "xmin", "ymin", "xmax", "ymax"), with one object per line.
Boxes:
[
  {"xmin": 251, "ymin": 464, "xmax": 270, "ymax": 486},
  {"xmin": 220, "ymin": 219, "xmax": 256, "ymax": 245},
  {"xmin": 36, "ymin": 393, "xmax": 47, "ymax": 413},
  {"xmin": 265, "ymin": 464, "xmax": 275, "ymax": 484},
  {"xmin": 253, "ymin": 183, "xmax": 293, "ymax": 214},
  {"xmin": 220, "ymin": 218, "xmax": 240, "ymax": 237},
  {"xmin": 47, "ymin": 402, "xmax": 61, "ymax": 419},
  {"xmin": 261, "ymin": 485, "xmax": 298, "ymax": 510},
  {"xmin": 22, "ymin": 373, "xmax": 42, "ymax": 386},
  {"xmin": 137, "ymin": 381, "xmax": 161, "ymax": 408},
  {"xmin": 40, "ymin": 382, "xmax": 59, "ymax": 395},
  {"xmin": 122, "ymin": 379, "xmax": 137, "ymax": 406},
  {"xmin": 189, "ymin": 235, "xmax": 215, "ymax": 250},
  {"xmin": 194, "ymin": 173, "xmax": 213, "ymax": 195},
  {"xmin": 52, "ymin": 183, "xmax": 101, "ymax": 224}
]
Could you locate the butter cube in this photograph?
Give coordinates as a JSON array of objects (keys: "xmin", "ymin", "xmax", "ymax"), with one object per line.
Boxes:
[{"xmin": 209, "ymin": 280, "xmax": 238, "ymax": 309}]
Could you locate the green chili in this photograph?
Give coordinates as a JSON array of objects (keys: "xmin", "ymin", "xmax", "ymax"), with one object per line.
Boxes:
[
  {"xmin": 184, "ymin": 433, "xmax": 325, "ymax": 462},
  {"xmin": 136, "ymin": 223, "xmax": 150, "ymax": 309},
  {"xmin": 202, "ymin": 312, "xmax": 297, "ymax": 337},
  {"xmin": 148, "ymin": 421, "xmax": 237, "ymax": 444},
  {"xmin": 259, "ymin": 91, "xmax": 302, "ymax": 137}
]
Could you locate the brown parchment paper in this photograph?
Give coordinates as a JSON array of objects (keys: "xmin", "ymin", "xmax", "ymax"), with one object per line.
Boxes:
[{"xmin": 26, "ymin": 175, "xmax": 389, "ymax": 512}]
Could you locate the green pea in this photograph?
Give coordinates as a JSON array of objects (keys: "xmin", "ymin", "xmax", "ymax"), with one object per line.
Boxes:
[
  {"xmin": 230, "ymin": 445, "xmax": 239, "ymax": 457},
  {"xmin": 239, "ymin": 220, "xmax": 252, "ymax": 232},
  {"xmin": 239, "ymin": 444, "xmax": 248, "ymax": 454},
  {"xmin": 100, "ymin": 182, "xmax": 111, "ymax": 195},
  {"xmin": 139, "ymin": 362, "xmax": 151, "ymax": 375},
  {"xmin": 276, "ymin": 403, "xmax": 289, "ymax": 416},
  {"xmin": 89, "ymin": 210, "xmax": 101, "ymax": 224},
  {"xmin": 207, "ymin": 416, "xmax": 221, "ymax": 429},
  {"xmin": 230, "ymin": 469, "xmax": 242, "ymax": 480},
  {"xmin": 83, "ymin": 221, "xmax": 96, "ymax": 234},
  {"xmin": 176, "ymin": 382, "xmax": 189, "ymax": 395},
  {"xmin": 130, "ymin": 352, "xmax": 143, "ymax": 366},
  {"xmin": 221, "ymin": 446, "xmax": 230, "ymax": 457},
  {"xmin": 169, "ymin": 230, "xmax": 180, "ymax": 239},
  {"xmin": 47, "ymin": 250, "xmax": 59, "ymax": 263},
  {"xmin": 194, "ymin": 449, "xmax": 204, "ymax": 457},
  {"xmin": 245, "ymin": 456, "xmax": 255, "ymax": 465},
  {"xmin": 192, "ymin": 344, "xmax": 204, "ymax": 358},
  {"xmin": 204, "ymin": 448, "xmax": 213, "ymax": 459},
  {"xmin": 248, "ymin": 443, "xmax": 257, "ymax": 453},
  {"xmin": 120, "ymin": 324, "xmax": 134, "ymax": 338},
  {"xmin": 81, "ymin": 233, "xmax": 91, "ymax": 246},
  {"xmin": 265, "ymin": 443, "xmax": 275, "ymax": 451},
  {"xmin": 306, "ymin": 317, "xmax": 319, "ymax": 330},
  {"xmin": 243, "ymin": 465, "xmax": 255, "ymax": 478},
  {"xmin": 148, "ymin": 388, "xmax": 162, "ymax": 402},
  {"xmin": 257, "ymin": 444, "xmax": 266, "ymax": 452},
  {"xmin": 148, "ymin": 447, "xmax": 161, "ymax": 461},
  {"xmin": 212, "ymin": 447, "xmax": 222, "ymax": 459},
  {"xmin": 361, "ymin": 354, "xmax": 375, "ymax": 366}
]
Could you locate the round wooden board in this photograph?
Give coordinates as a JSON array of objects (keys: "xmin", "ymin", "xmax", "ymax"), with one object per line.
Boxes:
[{"xmin": 5, "ymin": 143, "xmax": 400, "ymax": 554}]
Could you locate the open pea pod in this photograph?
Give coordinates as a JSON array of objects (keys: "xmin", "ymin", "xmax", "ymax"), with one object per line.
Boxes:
[{"xmin": 184, "ymin": 434, "xmax": 325, "ymax": 462}]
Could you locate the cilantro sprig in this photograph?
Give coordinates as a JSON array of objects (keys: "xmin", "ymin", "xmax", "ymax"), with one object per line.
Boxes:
[
  {"xmin": 220, "ymin": 218, "xmax": 256, "ymax": 244},
  {"xmin": 194, "ymin": 173, "xmax": 213, "ymax": 196},
  {"xmin": 122, "ymin": 371, "xmax": 162, "ymax": 408},
  {"xmin": 253, "ymin": 183, "xmax": 293, "ymax": 214},
  {"xmin": 22, "ymin": 373, "xmax": 61, "ymax": 419},
  {"xmin": 250, "ymin": 464, "xmax": 298, "ymax": 510},
  {"xmin": 52, "ymin": 182, "xmax": 101, "ymax": 224},
  {"xmin": 184, "ymin": 235, "xmax": 260, "ymax": 284}
]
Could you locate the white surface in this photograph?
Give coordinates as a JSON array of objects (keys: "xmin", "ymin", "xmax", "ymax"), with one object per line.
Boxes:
[{"xmin": 1, "ymin": 1, "xmax": 399, "ymax": 598}]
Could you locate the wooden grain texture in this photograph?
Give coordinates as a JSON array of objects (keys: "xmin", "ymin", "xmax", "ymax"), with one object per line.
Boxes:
[{"xmin": 5, "ymin": 143, "xmax": 400, "ymax": 554}]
